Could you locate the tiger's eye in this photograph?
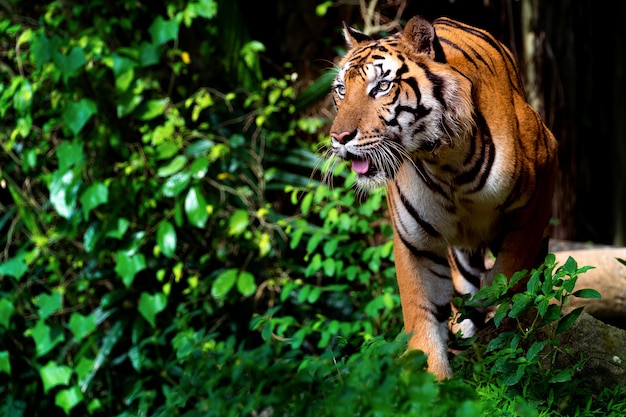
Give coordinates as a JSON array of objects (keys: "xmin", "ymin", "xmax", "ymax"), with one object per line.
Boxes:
[
  {"xmin": 335, "ymin": 84, "xmax": 346, "ymax": 97},
  {"xmin": 377, "ymin": 80, "xmax": 391, "ymax": 92}
]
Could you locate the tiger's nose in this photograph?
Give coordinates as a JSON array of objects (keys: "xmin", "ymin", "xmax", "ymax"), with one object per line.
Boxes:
[{"xmin": 330, "ymin": 130, "xmax": 355, "ymax": 145}]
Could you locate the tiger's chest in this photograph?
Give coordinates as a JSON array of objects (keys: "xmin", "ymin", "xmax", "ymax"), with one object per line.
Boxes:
[{"xmin": 388, "ymin": 161, "xmax": 505, "ymax": 248}]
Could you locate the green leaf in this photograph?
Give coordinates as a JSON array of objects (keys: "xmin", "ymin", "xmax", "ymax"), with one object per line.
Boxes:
[
  {"xmin": 556, "ymin": 306, "xmax": 584, "ymax": 334},
  {"xmin": 57, "ymin": 140, "xmax": 85, "ymax": 172},
  {"xmin": 135, "ymin": 98, "xmax": 168, "ymax": 120},
  {"xmin": 526, "ymin": 340, "xmax": 548, "ymax": 362},
  {"xmin": 562, "ymin": 256, "xmax": 578, "ymax": 276},
  {"xmin": 211, "ymin": 269, "xmax": 237, "ymax": 299},
  {"xmin": 185, "ymin": 187, "xmax": 209, "ymax": 228},
  {"xmin": 138, "ymin": 292, "xmax": 168, "ymax": 327},
  {"xmin": 55, "ymin": 386, "xmax": 83, "ymax": 415},
  {"xmin": 138, "ymin": 41, "xmax": 160, "ymax": 66},
  {"xmin": 572, "ymin": 288, "xmax": 602, "ymax": 299},
  {"xmin": 79, "ymin": 182, "xmax": 108, "ymax": 220},
  {"xmin": 13, "ymin": 79, "xmax": 33, "ymax": 113},
  {"xmin": 0, "ymin": 251, "xmax": 28, "ymax": 280},
  {"xmin": 509, "ymin": 292, "xmax": 533, "ymax": 319},
  {"xmin": 40, "ymin": 361, "xmax": 73, "ymax": 393},
  {"xmin": 548, "ymin": 367, "xmax": 574, "ymax": 383},
  {"xmin": 68, "ymin": 312, "xmax": 97, "ymax": 342},
  {"xmin": 114, "ymin": 252, "xmax": 147, "ymax": 287},
  {"xmin": 149, "ymin": 16, "xmax": 179, "ymax": 45},
  {"xmin": 236, "ymin": 271, "xmax": 256, "ymax": 297},
  {"xmin": 35, "ymin": 291, "xmax": 63, "ymax": 319},
  {"xmin": 30, "ymin": 319, "xmax": 65, "ymax": 357},
  {"xmin": 157, "ymin": 155, "xmax": 187, "ymax": 177},
  {"xmin": 0, "ymin": 298, "xmax": 15, "ymax": 328},
  {"xmin": 54, "ymin": 46, "xmax": 86, "ymax": 84},
  {"xmin": 49, "ymin": 169, "xmax": 80, "ymax": 219},
  {"xmin": 162, "ymin": 171, "xmax": 191, "ymax": 197},
  {"xmin": 0, "ymin": 351, "xmax": 10, "ymax": 376},
  {"xmin": 228, "ymin": 209, "xmax": 249, "ymax": 236},
  {"xmin": 106, "ymin": 218, "xmax": 130, "ymax": 239},
  {"xmin": 63, "ymin": 99, "xmax": 97, "ymax": 135},
  {"xmin": 157, "ymin": 221, "xmax": 177, "ymax": 258}
]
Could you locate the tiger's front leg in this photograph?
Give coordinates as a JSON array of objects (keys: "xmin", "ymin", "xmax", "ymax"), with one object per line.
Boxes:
[{"xmin": 393, "ymin": 232, "xmax": 455, "ymax": 380}]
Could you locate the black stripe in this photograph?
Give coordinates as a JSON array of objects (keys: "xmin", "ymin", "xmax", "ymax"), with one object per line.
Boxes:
[
  {"xmin": 450, "ymin": 249, "xmax": 481, "ymax": 289},
  {"xmin": 434, "ymin": 303, "xmax": 452, "ymax": 322},
  {"xmin": 438, "ymin": 38, "xmax": 479, "ymax": 70},
  {"xmin": 394, "ymin": 181, "xmax": 441, "ymax": 237},
  {"xmin": 417, "ymin": 62, "xmax": 447, "ymax": 109},
  {"xmin": 397, "ymin": 232, "xmax": 448, "ymax": 267},
  {"xmin": 413, "ymin": 158, "xmax": 449, "ymax": 199}
]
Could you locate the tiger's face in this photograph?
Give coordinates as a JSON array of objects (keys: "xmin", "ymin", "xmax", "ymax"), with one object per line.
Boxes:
[{"xmin": 329, "ymin": 28, "xmax": 474, "ymax": 190}]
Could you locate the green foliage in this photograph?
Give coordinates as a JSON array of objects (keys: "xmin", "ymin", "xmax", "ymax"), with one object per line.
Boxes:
[{"xmin": 453, "ymin": 254, "xmax": 616, "ymax": 416}]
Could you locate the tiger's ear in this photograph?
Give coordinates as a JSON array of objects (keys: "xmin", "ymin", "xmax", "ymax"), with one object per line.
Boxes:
[
  {"xmin": 342, "ymin": 22, "xmax": 373, "ymax": 48},
  {"xmin": 402, "ymin": 16, "xmax": 441, "ymax": 60}
]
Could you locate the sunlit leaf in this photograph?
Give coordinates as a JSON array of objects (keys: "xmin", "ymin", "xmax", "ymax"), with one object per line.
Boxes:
[
  {"xmin": 40, "ymin": 361, "xmax": 72, "ymax": 393},
  {"xmin": 115, "ymin": 252, "xmax": 147, "ymax": 287},
  {"xmin": 49, "ymin": 169, "xmax": 79, "ymax": 219},
  {"xmin": 157, "ymin": 221, "xmax": 177, "ymax": 258},
  {"xmin": 157, "ymin": 155, "xmax": 187, "ymax": 177},
  {"xmin": 0, "ymin": 299, "xmax": 15, "ymax": 328},
  {"xmin": 211, "ymin": 269, "xmax": 237, "ymax": 299},
  {"xmin": 185, "ymin": 187, "xmax": 209, "ymax": 228},
  {"xmin": 228, "ymin": 209, "xmax": 249, "ymax": 236},
  {"xmin": 135, "ymin": 98, "xmax": 168, "ymax": 121},
  {"xmin": 68, "ymin": 312, "xmax": 97, "ymax": 342},
  {"xmin": 236, "ymin": 271, "xmax": 256, "ymax": 297},
  {"xmin": 55, "ymin": 386, "xmax": 83, "ymax": 415},
  {"xmin": 30, "ymin": 319, "xmax": 65, "ymax": 357}
]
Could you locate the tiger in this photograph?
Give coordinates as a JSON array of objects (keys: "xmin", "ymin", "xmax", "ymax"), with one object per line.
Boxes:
[{"xmin": 327, "ymin": 15, "xmax": 558, "ymax": 380}]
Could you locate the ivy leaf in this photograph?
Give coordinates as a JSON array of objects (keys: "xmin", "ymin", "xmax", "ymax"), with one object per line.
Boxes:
[
  {"xmin": 63, "ymin": 99, "xmax": 97, "ymax": 135},
  {"xmin": 184, "ymin": 187, "xmax": 209, "ymax": 228},
  {"xmin": 30, "ymin": 320, "xmax": 65, "ymax": 357},
  {"xmin": 138, "ymin": 292, "xmax": 168, "ymax": 327},
  {"xmin": 114, "ymin": 252, "xmax": 147, "ymax": 288},
  {"xmin": 79, "ymin": 181, "xmax": 109, "ymax": 220},
  {"xmin": 40, "ymin": 361, "xmax": 73, "ymax": 393},
  {"xmin": 57, "ymin": 140, "xmax": 85, "ymax": 172},
  {"xmin": 149, "ymin": 16, "xmax": 179, "ymax": 45},
  {"xmin": 68, "ymin": 312, "xmax": 97, "ymax": 342},
  {"xmin": 35, "ymin": 291, "xmax": 63, "ymax": 320},
  {"xmin": 0, "ymin": 251, "xmax": 28, "ymax": 280},
  {"xmin": 157, "ymin": 221, "xmax": 177, "ymax": 258},
  {"xmin": 55, "ymin": 386, "xmax": 83, "ymax": 415},
  {"xmin": 54, "ymin": 46, "xmax": 86, "ymax": 84}
]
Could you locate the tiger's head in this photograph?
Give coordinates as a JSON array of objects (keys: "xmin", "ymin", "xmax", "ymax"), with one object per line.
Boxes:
[{"xmin": 329, "ymin": 16, "xmax": 474, "ymax": 189}]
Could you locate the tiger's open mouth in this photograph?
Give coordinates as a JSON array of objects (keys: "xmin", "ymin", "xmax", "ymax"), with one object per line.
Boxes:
[{"xmin": 351, "ymin": 158, "xmax": 377, "ymax": 177}]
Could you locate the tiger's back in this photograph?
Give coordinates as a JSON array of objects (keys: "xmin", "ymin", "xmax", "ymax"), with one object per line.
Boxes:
[{"xmin": 328, "ymin": 16, "xmax": 557, "ymax": 379}]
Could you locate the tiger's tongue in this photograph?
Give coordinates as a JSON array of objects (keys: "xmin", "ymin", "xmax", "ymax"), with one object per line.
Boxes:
[{"xmin": 352, "ymin": 159, "xmax": 369, "ymax": 174}]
